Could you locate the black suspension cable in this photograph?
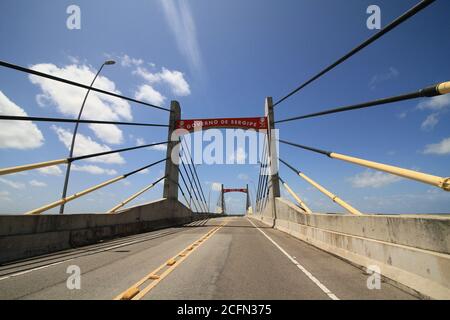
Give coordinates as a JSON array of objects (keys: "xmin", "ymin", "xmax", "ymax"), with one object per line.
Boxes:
[
  {"xmin": 123, "ymin": 158, "xmax": 168, "ymax": 178},
  {"xmin": 179, "ymin": 169, "xmax": 200, "ymax": 213},
  {"xmin": 273, "ymin": 0, "xmax": 436, "ymax": 108},
  {"xmin": 181, "ymin": 138, "xmax": 209, "ymax": 211},
  {"xmin": 179, "ymin": 147, "xmax": 208, "ymax": 213},
  {"xmin": 178, "ymin": 168, "xmax": 200, "ymax": 213},
  {"xmin": 0, "ymin": 115, "xmax": 169, "ymax": 127},
  {"xmin": 259, "ymin": 174, "xmax": 268, "ymax": 212},
  {"xmin": 278, "ymin": 176, "xmax": 287, "ymax": 185},
  {"xmin": 0, "ymin": 60, "xmax": 171, "ymax": 112},
  {"xmin": 279, "ymin": 140, "xmax": 331, "ymax": 157},
  {"xmin": 179, "ymin": 187, "xmax": 192, "ymax": 212},
  {"xmin": 256, "ymin": 135, "xmax": 268, "ymax": 211},
  {"xmin": 180, "ymin": 160, "xmax": 204, "ymax": 213},
  {"xmin": 70, "ymin": 141, "xmax": 170, "ymax": 162},
  {"xmin": 255, "ymin": 138, "xmax": 266, "ymax": 205},
  {"xmin": 275, "ymin": 82, "xmax": 446, "ymax": 124},
  {"xmin": 174, "ymin": 179, "xmax": 191, "ymax": 211},
  {"xmin": 262, "ymin": 183, "xmax": 271, "ymax": 211},
  {"xmin": 279, "ymin": 158, "xmax": 301, "ymax": 175},
  {"xmin": 260, "ymin": 175, "xmax": 269, "ymax": 212},
  {"xmin": 258, "ymin": 141, "xmax": 270, "ymax": 212}
]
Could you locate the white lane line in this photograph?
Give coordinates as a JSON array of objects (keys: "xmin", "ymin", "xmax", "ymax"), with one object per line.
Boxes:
[
  {"xmin": 0, "ymin": 230, "xmax": 171, "ymax": 281},
  {"xmin": 0, "ymin": 259, "xmax": 74, "ymax": 281},
  {"xmin": 0, "ymin": 220, "xmax": 210, "ymax": 282},
  {"xmin": 247, "ymin": 218, "xmax": 339, "ymax": 300}
]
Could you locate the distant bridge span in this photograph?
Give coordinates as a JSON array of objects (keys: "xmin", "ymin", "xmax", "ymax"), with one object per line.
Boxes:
[{"xmin": 0, "ymin": 0, "xmax": 449, "ymax": 300}]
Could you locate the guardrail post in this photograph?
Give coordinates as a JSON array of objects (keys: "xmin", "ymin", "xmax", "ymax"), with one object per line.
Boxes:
[
  {"xmin": 265, "ymin": 97, "xmax": 281, "ymax": 221},
  {"xmin": 163, "ymin": 101, "xmax": 181, "ymax": 201}
]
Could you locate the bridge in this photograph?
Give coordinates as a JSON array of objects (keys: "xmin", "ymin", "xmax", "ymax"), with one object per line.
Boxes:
[{"xmin": 0, "ymin": 0, "xmax": 449, "ymax": 300}]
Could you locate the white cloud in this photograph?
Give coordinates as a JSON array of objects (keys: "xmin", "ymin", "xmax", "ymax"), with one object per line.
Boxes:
[
  {"xmin": 238, "ymin": 173, "xmax": 249, "ymax": 181},
  {"xmin": 139, "ymin": 168, "xmax": 150, "ymax": 175},
  {"xmin": 159, "ymin": 0, "xmax": 202, "ymax": 73},
  {"xmin": 29, "ymin": 63, "xmax": 132, "ymax": 144},
  {"xmin": 29, "ymin": 180, "xmax": 47, "ymax": 187},
  {"xmin": 228, "ymin": 147, "xmax": 247, "ymax": 164},
  {"xmin": 397, "ymin": 112, "xmax": 407, "ymax": 119},
  {"xmin": 119, "ymin": 54, "xmax": 144, "ymax": 68},
  {"xmin": 136, "ymin": 137, "xmax": 145, "ymax": 146},
  {"xmin": 158, "ymin": 68, "xmax": 190, "ymax": 96},
  {"xmin": 0, "ymin": 177, "xmax": 25, "ymax": 190},
  {"xmin": 88, "ymin": 123, "xmax": 124, "ymax": 145},
  {"xmin": 211, "ymin": 182, "xmax": 222, "ymax": 191},
  {"xmin": 0, "ymin": 91, "xmax": 44, "ymax": 150},
  {"xmin": 348, "ymin": 170, "xmax": 402, "ymax": 188},
  {"xmin": 72, "ymin": 164, "xmax": 118, "ymax": 176},
  {"xmin": 38, "ymin": 165, "xmax": 63, "ymax": 176},
  {"xmin": 36, "ymin": 93, "xmax": 52, "ymax": 107},
  {"xmin": 134, "ymin": 67, "xmax": 190, "ymax": 96},
  {"xmin": 150, "ymin": 143, "xmax": 168, "ymax": 152},
  {"xmin": 369, "ymin": 67, "xmax": 399, "ymax": 90},
  {"xmin": 423, "ymin": 137, "xmax": 450, "ymax": 155},
  {"xmin": 417, "ymin": 94, "xmax": 450, "ymax": 112},
  {"xmin": 52, "ymin": 126, "xmax": 125, "ymax": 164},
  {"xmin": 0, "ymin": 190, "xmax": 11, "ymax": 201},
  {"xmin": 421, "ymin": 113, "xmax": 439, "ymax": 131},
  {"xmin": 417, "ymin": 95, "xmax": 450, "ymax": 131},
  {"xmin": 135, "ymin": 84, "xmax": 166, "ymax": 106},
  {"xmin": 68, "ymin": 56, "xmax": 80, "ymax": 64}
]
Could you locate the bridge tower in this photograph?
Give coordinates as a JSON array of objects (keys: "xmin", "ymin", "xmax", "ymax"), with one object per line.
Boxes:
[
  {"xmin": 245, "ymin": 184, "xmax": 251, "ymax": 213},
  {"xmin": 163, "ymin": 100, "xmax": 181, "ymax": 201},
  {"xmin": 265, "ymin": 97, "xmax": 281, "ymax": 220}
]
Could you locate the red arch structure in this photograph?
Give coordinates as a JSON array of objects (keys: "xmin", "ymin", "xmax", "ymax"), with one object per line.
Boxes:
[
  {"xmin": 223, "ymin": 188, "xmax": 247, "ymax": 193},
  {"xmin": 217, "ymin": 184, "xmax": 251, "ymax": 214},
  {"xmin": 175, "ymin": 117, "xmax": 268, "ymax": 133}
]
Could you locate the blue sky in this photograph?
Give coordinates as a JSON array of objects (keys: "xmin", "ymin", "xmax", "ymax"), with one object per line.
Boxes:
[{"xmin": 0, "ymin": 0, "xmax": 449, "ymax": 214}]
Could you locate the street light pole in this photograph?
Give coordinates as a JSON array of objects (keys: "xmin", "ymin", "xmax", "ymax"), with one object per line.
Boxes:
[{"xmin": 59, "ymin": 60, "xmax": 116, "ymax": 214}]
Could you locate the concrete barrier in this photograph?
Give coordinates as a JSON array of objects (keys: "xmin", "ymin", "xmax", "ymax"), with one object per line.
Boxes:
[
  {"xmin": 0, "ymin": 199, "xmax": 220, "ymax": 264},
  {"xmin": 248, "ymin": 198, "xmax": 450, "ymax": 300}
]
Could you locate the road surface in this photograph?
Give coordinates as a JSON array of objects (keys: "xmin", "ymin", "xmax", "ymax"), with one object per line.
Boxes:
[{"xmin": 0, "ymin": 217, "xmax": 417, "ymax": 300}]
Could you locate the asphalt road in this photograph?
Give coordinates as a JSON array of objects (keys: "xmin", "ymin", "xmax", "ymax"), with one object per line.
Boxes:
[{"xmin": 0, "ymin": 217, "xmax": 417, "ymax": 300}]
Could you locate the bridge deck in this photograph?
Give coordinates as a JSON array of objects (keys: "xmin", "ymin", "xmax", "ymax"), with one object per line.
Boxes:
[{"xmin": 0, "ymin": 217, "xmax": 416, "ymax": 300}]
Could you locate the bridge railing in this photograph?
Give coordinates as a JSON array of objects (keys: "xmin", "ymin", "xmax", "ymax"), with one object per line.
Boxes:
[
  {"xmin": 0, "ymin": 61, "xmax": 209, "ymax": 215},
  {"xmin": 255, "ymin": 0, "xmax": 449, "ymax": 215}
]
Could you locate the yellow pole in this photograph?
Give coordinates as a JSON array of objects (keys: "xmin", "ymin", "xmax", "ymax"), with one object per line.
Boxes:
[
  {"xmin": 282, "ymin": 182, "xmax": 312, "ymax": 214},
  {"xmin": 26, "ymin": 175, "xmax": 125, "ymax": 215},
  {"xmin": 0, "ymin": 159, "xmax": 68, "ymax": 176},
  {"xmin": 108, "ymin": 180, "xmax": 161, "ymax": 213},
  {"xmin": 437, "ymin": 81, "xmax": 450, "ymax": 94},
  {"xmin": 297, "ymin": 172, "xmax": 363, "ymax": 215},
  {"xmin": 330, "ymin": 153, "xmax": 450, "ymax": 191}
]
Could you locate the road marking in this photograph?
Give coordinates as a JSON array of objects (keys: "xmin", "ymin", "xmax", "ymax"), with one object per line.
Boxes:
[
  {"xmin": 247, "ymin": 218, "xmax": 339, "ymax": 300},
  {"xmin": 114, "ymin": 219, "xmax": 229, "ymax": 300},
  {"xmin": 0, "ymin": 259, "xmax": 74, "ymax": 281},
  {"xmin": 0, "ymin": 219, "xmax": 210, "ymax": 282}
]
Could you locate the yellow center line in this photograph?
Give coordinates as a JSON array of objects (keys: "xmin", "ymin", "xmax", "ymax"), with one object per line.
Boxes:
[{"xmin": 114, "ymin": 219, "xmax": 229, "ymax": 300}]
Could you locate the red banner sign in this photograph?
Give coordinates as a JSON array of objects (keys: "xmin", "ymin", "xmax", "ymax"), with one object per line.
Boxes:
[
  {"xmin": 175, "ymin": 117, "xmax": 267, "ymax": 132},
  {"xmin": 223, "ymin": 188, "xmax": 247, "ymax": 193}
]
